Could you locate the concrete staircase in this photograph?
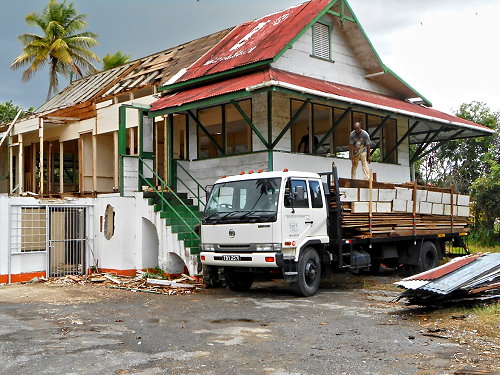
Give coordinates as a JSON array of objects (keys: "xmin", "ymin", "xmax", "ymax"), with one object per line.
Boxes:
[{"xmin": 143, "ymin": 191, "xmax": 202, "ymax": 256}]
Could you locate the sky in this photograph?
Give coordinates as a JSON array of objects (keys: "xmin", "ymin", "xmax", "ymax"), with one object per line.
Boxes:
[{"xmin": 0, "ymin": 0, "xmax": 499, "ymax": 115}]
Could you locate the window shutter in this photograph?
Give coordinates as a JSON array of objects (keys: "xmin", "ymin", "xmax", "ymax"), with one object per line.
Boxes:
[{"xmin": 312, "ymin": 23, "xmax": 330, "ymax": 60}]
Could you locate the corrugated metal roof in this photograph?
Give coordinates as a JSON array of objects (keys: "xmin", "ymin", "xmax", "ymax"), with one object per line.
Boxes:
[
  {"xmin": 150, "ymin": 68, "xmax": 493, "ymax": 136},
  {"xmin": 33, "ymin": 28, "xmax": 233, "ymax": 117},
  {"xmin": 164, "ymin": 0, "xmax": 332, "ymax": 86},
  {"xmin": 421, "ymin": 254, "xmax": 500, "ymax": 295},
  {"xmin": 405, "ymin": 254, "xmax": 481, "ymax": 281}
]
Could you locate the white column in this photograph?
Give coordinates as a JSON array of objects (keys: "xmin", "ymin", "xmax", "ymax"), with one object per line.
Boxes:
[
  {"xmin": 59, "ymin": 140, "xmax": 64, "ymax": 194},
  {"xmin": 18, "ymin": 134, "xmax": 23, "ymax": 194}
]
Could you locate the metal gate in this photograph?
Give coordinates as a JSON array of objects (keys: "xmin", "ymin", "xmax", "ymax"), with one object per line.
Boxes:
[
  {"xmin": 48, "ymin": 206, "xmax": 87, "ymax": 277},
  {"xmin": 9, "ymin": 205, "xmax": 89, "ymax": 280}
]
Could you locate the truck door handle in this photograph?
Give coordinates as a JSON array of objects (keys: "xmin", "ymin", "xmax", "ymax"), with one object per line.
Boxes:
[{"xmin": 305, "ymin": 220, "xmax": 314, "ymax": 224}]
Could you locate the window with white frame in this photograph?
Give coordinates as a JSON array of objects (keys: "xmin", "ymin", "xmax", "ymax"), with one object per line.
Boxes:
[{"xmin": 312, "ymin": 22, "xmax": 331, "ymax": 60}]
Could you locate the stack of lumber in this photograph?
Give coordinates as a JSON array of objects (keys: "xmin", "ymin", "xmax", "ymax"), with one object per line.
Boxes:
[{"xmin": 336, "ymin": 178, "xmax": 471, "ymax": 239}]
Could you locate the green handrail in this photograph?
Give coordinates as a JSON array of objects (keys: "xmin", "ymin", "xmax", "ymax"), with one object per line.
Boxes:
[
  {"xmin": 175, "ymin": 161, "xmax": 207, "ymax": 210},
  {"xmin": 138, "ymin": 157, "xmax": 200, "ymax": 239}
]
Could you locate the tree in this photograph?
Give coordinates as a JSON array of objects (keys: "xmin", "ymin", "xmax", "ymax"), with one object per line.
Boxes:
[
  {"xmin": 470, "ymin": 162, "xmax": 500, "ymax": 243},
  {"xmin": 420, "ymin": 101, "xmax": 499, "ymax": 193},
  {"xmin": 10, "ymin": 0, "xmax": 99, "ymax": 101},
  {"xmin": 102, "ymin": 51, "xmax": 131, "ymax": 70},
  {"xmin": 0, "ymin": 101, "xmax": 32, "ymax": 124}
]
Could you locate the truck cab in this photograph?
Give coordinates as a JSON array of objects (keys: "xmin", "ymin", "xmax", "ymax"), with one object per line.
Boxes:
[{"xmin": 200, "ymin": 170, "xmax": 330, "ymax": 296}]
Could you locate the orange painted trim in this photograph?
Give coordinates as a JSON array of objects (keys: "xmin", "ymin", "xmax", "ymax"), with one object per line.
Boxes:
[
  {"xmin": 0, "ymin": 271, "xmax": 46, "ymax": 284},
  {"xmin": 97, "ymin": 268, "xmax": 137, "ymax": 277}
]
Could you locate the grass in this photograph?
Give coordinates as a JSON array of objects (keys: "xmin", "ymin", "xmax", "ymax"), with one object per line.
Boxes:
[{"xmin": 468, "ymin": 241, "xmax": 500, "ymax": 254}]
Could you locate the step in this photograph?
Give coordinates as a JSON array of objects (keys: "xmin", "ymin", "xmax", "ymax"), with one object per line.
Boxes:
[
  {"xmin": 170, "ymin": 224, "xmax": 193, "ymax": 233},
  {"xmin": 143, "ymin": 191, "xmax": 188, "ymax": 200},
  {"xmin": 189, "ymin": 247, "xmax": 201, "ymax": 255},
  {"xmin": 164, "ymin": 217, "xmax": 200, "ymax": 226},
  {"xmin": 177, "ymin": 232, "xmax": 200, "ymax": 241},
  {"xmin": 160, "ymin": 209, "xmax": 200, "ymax": 220},
  {"xmin": 183, "ymin": 239, "xmax": 201, "ymax": 248}
]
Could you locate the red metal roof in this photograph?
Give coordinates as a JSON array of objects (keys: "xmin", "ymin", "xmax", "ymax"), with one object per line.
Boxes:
[
  {"xmin": 167, "ymin": 0, "xmax": 332, "ymax": 85},
  {"xmin": 150, "ymin": 68, "xmax": 491, "ymax": 132},
  {"xmin": 407, "ymin": 254, "xmax": 482, "ymax": 281}
]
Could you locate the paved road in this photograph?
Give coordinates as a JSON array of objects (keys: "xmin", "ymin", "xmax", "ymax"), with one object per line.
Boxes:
[{"xmin": 0, "ymin": 276, "xmax": 494, "ymax": 375}]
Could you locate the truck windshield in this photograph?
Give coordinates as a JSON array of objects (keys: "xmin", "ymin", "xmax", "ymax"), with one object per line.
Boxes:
[{"xmin": 204, "ymin": 177, "xmax": 282, "ymax": 223}]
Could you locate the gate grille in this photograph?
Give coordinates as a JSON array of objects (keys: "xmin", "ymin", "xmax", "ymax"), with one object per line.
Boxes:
[{"xmin": 10, "ymin": 205, "xmax": 88, "ymax": 277}]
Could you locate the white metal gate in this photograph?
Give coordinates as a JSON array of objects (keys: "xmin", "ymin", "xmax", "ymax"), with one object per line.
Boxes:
[
  {"xmin": 10, "ymin": 205, "xmax": 89, "ymax": 278},
  {"xmin": 48, "ymin": 206, "xmax": 87, "ymax": 277}
]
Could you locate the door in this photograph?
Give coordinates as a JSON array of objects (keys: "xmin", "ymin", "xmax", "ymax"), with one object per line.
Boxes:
[
  {"xmin": 281, "ymin": 178, "xmax": 313, "ymax": 246},
  {"xmin": 308, "ymin": 179, "xmax": 328, "ymax": 238},
  {"xmin": 48, "ymin": 206, "xmax": 86, "ymax": 277}
]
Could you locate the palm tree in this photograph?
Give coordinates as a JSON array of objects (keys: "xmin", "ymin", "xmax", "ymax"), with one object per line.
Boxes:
[
  {"xmin": 11, "ymin": 0, "xmax": 99, "ymax": 101},
  {"xmin": 102, "ymin": 51, "xmax": 131, "ymax": 70}
]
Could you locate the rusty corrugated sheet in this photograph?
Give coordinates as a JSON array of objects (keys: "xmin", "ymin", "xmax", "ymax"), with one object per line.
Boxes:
[
  {"xmin": 167, "ymin": 0, "xmax": 332, "ymax": 85},
  {"xmin": 396, "ymin": 253, "xmax": 500, "ymax": 305},
  {"xmin": 405, "ymin": 254, "xmax": 482, "ymax": 281}
]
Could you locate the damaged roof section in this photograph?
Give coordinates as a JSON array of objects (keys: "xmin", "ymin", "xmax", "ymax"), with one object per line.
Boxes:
[
  {"xmin": 34, "ymin": 28, "xmax": 233, "ymax": 117},
  {"xmin": 396, "ymin": 253, "xmax": 500, "ymax": 306}
]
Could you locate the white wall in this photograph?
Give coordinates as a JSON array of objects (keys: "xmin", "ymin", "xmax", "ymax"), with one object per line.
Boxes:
[
  {"xmin": 271, "ymin": 14, "xmax": 395, "ymax": 96},
  {"xmin": 272, "ymin": 151, "xmax": 410, "ymax": 183}
]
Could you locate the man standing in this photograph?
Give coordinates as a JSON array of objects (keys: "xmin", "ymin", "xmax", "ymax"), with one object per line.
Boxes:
[{"xmin": 349, "ymin": 122, "xmax": 371, "ymax": 180}]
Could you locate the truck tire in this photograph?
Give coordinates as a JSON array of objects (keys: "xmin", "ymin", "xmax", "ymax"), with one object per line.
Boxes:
[
  {"xmin": 413, "ymin": 241, "xmax": 438, "ymax": 274},
  {"xmin": 202, "ymin": 264, "xmax": 223, "ymax": 288},
  {"xmin": 224, "ymin": 268, "xmax": 254, "ymax": 292},
  {"xmin": 291, "ymin": 247, "xmax": 321, "ymax": 297}
]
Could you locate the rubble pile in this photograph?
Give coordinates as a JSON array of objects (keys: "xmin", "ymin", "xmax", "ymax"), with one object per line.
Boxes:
[
  {"xmin": 29, "ymin": 271, "xmax": 204, "ymax": 296},
  {"xmin": 395, "ymin": 253, "xmax": 500, "ymax": 306}
]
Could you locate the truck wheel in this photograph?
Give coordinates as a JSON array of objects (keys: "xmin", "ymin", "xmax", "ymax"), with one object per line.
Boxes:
[
  {"xmin": 202, "ymin": 264, "xmax": 223, "ymax": 288},
  {"xmin": 413, "ymin": 241, "xmax": 438, "ymax": 274},
  {"xmin": 292, "ymin": 247, "xmax": 321, "ymax": 297},
  {"xmin": 224, "ymin": 269, "xmax": 254, "ymax": 292}
]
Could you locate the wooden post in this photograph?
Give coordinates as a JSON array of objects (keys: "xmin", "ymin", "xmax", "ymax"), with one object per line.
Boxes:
[
  {"xmin": 48, "ymin": 142, "xmax": 53, "ymax": 194},
  {"xmin": 113, "ymin": 131, "xmax": 119, "ymax": 191},
  {"xmin": 412, "ymin": 180, "xmax": 418, "ymax": 237},
  {"xmin": 32, "ymin": 142, "xmax": 37, "ymax": 193},
  {"xmin": 368, "ymin": 170, "xmax": 373, "ymax": 237},
  {"xmin": 39, "ymin": 118, "xmax": 44, "ymax": 196},
  {"xmin": 18, "ymin": 134, "xmax": 24, "ymax": 194},
  {"xmin": 92, "ymin": 134, "xmax": 97, "ymax": 192},
  {"xmin": 450, "ymin": 184, "xmax": 455, "ymax": 233},
  {"xmin": 8, "ymin": 136, "xmax": 13, "ymax": 193},
  {"xmin": 59, "ymin": 141, "xmax": 64, "ymax": 194}
]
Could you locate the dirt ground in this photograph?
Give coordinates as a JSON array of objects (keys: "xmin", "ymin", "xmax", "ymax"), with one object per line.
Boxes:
[{"xmin": 0, "ymin": 274, "xmax": 498, "ymax": 375}]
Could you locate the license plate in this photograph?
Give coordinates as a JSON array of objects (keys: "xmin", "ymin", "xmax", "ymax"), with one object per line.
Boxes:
[{"xmin": 222, "ymin": 255, "xmax": 240, "ymax": 261}]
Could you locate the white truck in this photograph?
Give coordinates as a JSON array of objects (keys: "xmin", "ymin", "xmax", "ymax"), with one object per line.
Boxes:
[{"xmin": 199, "ymin": 165, "xmax": 469, "ymax": 296}]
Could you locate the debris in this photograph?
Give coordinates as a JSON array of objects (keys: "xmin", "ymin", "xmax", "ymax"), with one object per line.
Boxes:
[
  {"xmin": 103, "ymin": 273, "xmax": 122, "ymax": 284},
  {"xmin": 181, "ymin": 273, "xmax": 196, "ymax": 281},
  {"xmin": 395, "ymin": 253, "xmax": 500, "ymax": 306},
  {"xmin": 146, "ymin": 278, "xmax": 195, "ymax": 289},
  {"xmin": 26, "ymin": 272, "xmax": 203, "ymax": 296}
]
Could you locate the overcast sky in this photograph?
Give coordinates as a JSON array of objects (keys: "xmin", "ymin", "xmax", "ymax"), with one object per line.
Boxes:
[{"xmin": 1, "ymin": 0, "xmax": 499, "ymax": 114}]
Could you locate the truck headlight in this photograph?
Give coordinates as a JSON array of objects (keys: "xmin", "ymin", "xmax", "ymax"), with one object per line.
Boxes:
[
  {"xmin": 202, "ymin": 243, "xmax": 215, "ymax": 251},
  {"xmin": 255, "ymin": 243, "xmax": 282, "ymax": 252}
]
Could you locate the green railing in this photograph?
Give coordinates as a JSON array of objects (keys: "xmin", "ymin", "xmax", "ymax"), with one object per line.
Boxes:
[
  {"xmin": 175, "ymin": 160, "xmax": 207, "ymax": 210},
  {"xmin": 138, "ymin": 156, "xmax": 200, "ymax": 239}
]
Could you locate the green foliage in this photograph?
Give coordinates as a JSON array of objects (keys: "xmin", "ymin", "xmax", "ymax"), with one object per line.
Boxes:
[
  {"xmin": 470, "ymin": 162, "xmax": 500, "ymax": 244},
  {"xmin": 102, "ymin": 51, "xmax": 131, "ymax": 70},
  {"xmin": 431, "ymin": 101, "xmax": 499, "ymax": 193},
  {"xmin": 11, "ymin": 0, "xmax": 99, "ymax": 101},
  {"xmin": 0, "ymin": 101, "xmax": 34, "ymax": 125}
]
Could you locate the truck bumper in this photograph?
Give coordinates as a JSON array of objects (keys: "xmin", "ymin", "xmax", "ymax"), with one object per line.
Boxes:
[{"xmin": 200, "ymin": 251, "xmax": 283, "ymax": 268}]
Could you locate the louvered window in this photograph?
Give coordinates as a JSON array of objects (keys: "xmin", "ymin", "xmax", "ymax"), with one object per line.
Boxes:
[{"xmin": 312, "ymin": 22, "xmax": 331, "ymax": 60}]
